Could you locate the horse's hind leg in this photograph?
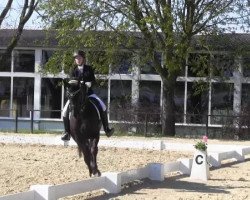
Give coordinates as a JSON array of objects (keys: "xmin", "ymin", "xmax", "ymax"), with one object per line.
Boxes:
[{"xmin": 89, "ymin": 137, "xmax": 101, "ymax": 177}]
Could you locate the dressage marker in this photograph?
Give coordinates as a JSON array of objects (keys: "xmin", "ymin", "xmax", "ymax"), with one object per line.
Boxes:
[{"xmin": 190, "ymin": 150, "xmax": 210, "ymax": 181}]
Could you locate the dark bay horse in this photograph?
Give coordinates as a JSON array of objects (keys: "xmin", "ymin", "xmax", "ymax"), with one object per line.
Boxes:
[{"xmin": 66, "ymin": 79, "xmax": 102, "ymax": 177}]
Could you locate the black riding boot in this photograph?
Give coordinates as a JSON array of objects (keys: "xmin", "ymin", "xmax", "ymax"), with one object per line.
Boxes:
[
  {"xmin": 61, "ymin": 117, "xmax": 71, "ymax": 141},
  {"xmin": 101, "ymin": 110, "xmax": 114, "ymax": 137}
]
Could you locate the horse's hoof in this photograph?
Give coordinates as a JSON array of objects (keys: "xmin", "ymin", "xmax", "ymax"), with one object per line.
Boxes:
[{"xmin": 92, "ymin": 170, "xmax": 101, "ymax": 177}]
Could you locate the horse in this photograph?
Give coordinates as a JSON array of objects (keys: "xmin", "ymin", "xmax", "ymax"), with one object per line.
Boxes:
[{"xmin": 66, "ymin": 79, "xmax": 102, "ymax": 177}]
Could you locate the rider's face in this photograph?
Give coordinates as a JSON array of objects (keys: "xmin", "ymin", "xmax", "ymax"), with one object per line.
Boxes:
[{"xmin": 74, "ymin": 55, "xmax": 84, "ymax": 65}]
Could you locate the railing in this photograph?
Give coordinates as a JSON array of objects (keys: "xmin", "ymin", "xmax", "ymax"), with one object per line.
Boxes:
[
  {"xmin": 0, "ymin": 108, "xmax": 250, "ymax": 139},
  {"xmin": 0, "ymin": 109, "xmax": 19, "ymax": 133}
]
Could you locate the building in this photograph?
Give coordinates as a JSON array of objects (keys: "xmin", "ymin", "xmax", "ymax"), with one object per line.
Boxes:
[{"xmin": 0, "ymin": 29, "xmax": 250, "ymax": 137}]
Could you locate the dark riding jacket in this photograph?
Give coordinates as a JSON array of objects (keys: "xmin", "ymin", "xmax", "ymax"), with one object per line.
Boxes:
[{"xmin": 70, "ymin": 64, "xmax": 95, "ymax": 95}]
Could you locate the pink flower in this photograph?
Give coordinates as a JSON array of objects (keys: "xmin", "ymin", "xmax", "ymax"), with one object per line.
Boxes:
[{"xmin": 202, "ymin": 135, "xmax": 208, "ymax": 143}]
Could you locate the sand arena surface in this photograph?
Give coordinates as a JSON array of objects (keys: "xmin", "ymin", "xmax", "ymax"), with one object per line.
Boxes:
[{"xmin": 0, "ymin": 134, "xmax": 250, "ymax": 200}]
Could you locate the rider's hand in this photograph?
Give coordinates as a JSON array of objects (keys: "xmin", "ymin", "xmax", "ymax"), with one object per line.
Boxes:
[{"xmin": 85, "ymin": 82, "xmax": 92, "ymax": 88}]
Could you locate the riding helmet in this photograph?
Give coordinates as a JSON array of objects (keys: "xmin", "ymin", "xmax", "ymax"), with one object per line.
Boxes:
[{"xmin": 73, "ymin": 50, "xmax": 85, "ymax": 58}]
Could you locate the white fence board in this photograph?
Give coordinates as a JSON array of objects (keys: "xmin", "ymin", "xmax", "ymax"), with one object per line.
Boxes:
[
  {"xmin": 54, "ymin": 177, "xmax": 106, "ymax": 199},
  {"xmin": 120, "ymin": 166, "xmax": 149, "ymax": 185},
  {"xmin": 164, "ymin": 161, "xmax": 180, "ymax": 173},
  {"xmin": 0, "ymin": 191, "xmax": 34, "ymax": 200}
]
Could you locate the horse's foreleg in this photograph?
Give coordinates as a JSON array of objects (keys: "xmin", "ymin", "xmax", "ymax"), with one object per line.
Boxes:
[
  {"xmin": 89, "ymin": 137, "xmax": 101, "ymax": 177},
  {"xmin": 81, "ymin": 141, "xmax": 92, "ymax": 177}
]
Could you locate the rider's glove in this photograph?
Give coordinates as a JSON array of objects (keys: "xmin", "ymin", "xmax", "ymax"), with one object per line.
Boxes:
[{"xmin": 85, "ymin": 82, "xmax": 92, "ymax": 88}]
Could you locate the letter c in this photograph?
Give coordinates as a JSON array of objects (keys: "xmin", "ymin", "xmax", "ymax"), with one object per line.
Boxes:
[{"xmin": 195, "ymin": 155, "xmax": 204, "ymax": 165}]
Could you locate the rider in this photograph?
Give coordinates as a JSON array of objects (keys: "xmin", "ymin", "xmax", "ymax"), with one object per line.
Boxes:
[{"xmin": 61, "ymin": 50, "xmax": 114, "ymax": 141}]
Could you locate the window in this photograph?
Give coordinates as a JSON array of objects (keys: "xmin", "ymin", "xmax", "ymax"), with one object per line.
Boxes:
[
  {"xmin": 139, "ymin": 81, "xmax": 161, "ymax": 110},
  {"xmin": 211, "ymin": 54, "xmax": 234, "ymax": 77},
  {"xmin": 140, "ymin": 52, "xmax": 161, "ymax": 75},
  {"xmin": 41, "ymin": 78, "xmax": 62, "ymax": 118},
  {"xmin": 0, "ymin": 50, "xmax": 11, "ymax": 72},
  {"xmin": 174, "ymin": 82, "xmax": 185, "ymax": 123},
  {"xmin": 14, "ymin": 50, "xmax": 35, "ymax": 72},
  {"xmin": 13, "ymin": 78, "xmax": 34, "ymax": 117},
  {"xmin": 110, "ymin": 52, "xmax": 133, "ymax": 74},
  {"xmin": 138, "ymin": 81, "xmax": 161, "ymax": 122},
  {"xmin": 93, "ymin": 80, "xmax": 108, "ymax": 105},
  {"xmin": 42, "ymin": 50, "xmax": 54, "ymax": 66},
  {"xmin": 87, "ymin": 51, "xmax": 109, "ymax": 74},
  {"xmin": 188, "ymin": 53, "xmax": 210, "ymax": 77},
  {"xmin": 241, "ymin": 84, "xmax": 250, "ymax": 127},
  {"xmin": 186, "ymin": 82, "xmax": 209, "ymax": 124},
  {"xmin": 0, "ymin": 77, "xmax": 11, "ymax": 117},
  {"xmin": 241, "ymin": 84, "xmax": 250, "ymax": 114},
  {"xmin": 211, "ymin": 83, "xmax": 234, "ymax": 124},
  {"xmin": 243, "ymin": 56, "xmax": 250, "ymax": 77},
  {"xmin": 110, "ymin": 80, "xmax": 132, "ymax": 121}
]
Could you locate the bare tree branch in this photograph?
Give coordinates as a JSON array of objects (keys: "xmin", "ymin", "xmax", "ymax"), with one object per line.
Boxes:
[
  {"xmin": 0, "ymin": 0, "xmax": 14, "ymax": 27},
  {"xmin": 0, "ymin": 0, "xmax": 39, "ymax": 71},
  {"xmin": 5, "ymin": 0, "xmax": 38, "ymax": 55}
]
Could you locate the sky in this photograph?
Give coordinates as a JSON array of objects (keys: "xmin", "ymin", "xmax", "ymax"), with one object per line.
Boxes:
[
  {"xmin": 0, "ymin": 0, "xmax": 249, "ymax": 32},
  {"xmin": 0, "ymin": 0, "xmax": 43, "ymax": 29}
]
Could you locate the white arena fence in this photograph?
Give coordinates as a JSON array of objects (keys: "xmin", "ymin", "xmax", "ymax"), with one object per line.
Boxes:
[{"xmin": 1, "ymin": 136, "xmax": 250, "ymax": 200}]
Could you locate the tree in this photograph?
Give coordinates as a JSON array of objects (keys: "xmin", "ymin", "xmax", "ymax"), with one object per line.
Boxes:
[
  {"xmin": 0, "ymin": 0, "xmax": 39, "ymax": 70},
  {"xmin": 41, "ymin": 0, "xmax": 250, "ymax": 136}
]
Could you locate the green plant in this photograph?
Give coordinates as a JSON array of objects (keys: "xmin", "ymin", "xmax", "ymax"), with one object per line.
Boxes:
[
  {"xmin": 194, "ymin": 135, "xmax": 208, "ymax": 151},
  {"xmin": 194, "ymin": 141, "xmax": 207, "ymax": 151}
]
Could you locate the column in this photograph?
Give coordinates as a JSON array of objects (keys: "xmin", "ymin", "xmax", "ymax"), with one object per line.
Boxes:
[{"xmin": 33, "ymin": 49, "xmax": 42, "ymax": 129}]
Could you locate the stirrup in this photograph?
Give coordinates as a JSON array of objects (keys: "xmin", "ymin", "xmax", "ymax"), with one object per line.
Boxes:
[{"xmin": 61, "ymin": 132, "xmax": 71, "ymax": 141}]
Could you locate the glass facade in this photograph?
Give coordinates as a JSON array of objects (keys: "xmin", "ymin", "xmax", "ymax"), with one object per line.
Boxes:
[
  {"xmin": 110, "ymin": 52, "xmax": 133, "ymax": 74},
  {"xmin": 138, "ymin": 81, "xmax": 161, "ymax": 122},
  {"xmin": 0, "ymin": 50, "xmax": 11, "ymax": 72},
  {"xmin": 0, "ymin": 77, "xmax": 11, "ymax": 117},
  {"xmin": 242, "ymin": 84, "xmax": 250, "ymax": 113},
  {"xmin": 186, "ymin": 82, "xmax": 209, "ymax": 124},
  {"xmin": 93, "ymin": 79, "xmax": 108, "ymax": 105},
  {"xmin": 188, "ymin": 53, "xmax": 210, "ymax": 77},
  {"xmin": 87, "ymin": 51, "xmax": 109, "ymax": 74},
  {"xmin": 211, "ymin": 83, "xmax": 234, "ymax": 124},
  {"xmin": 140, "ymin": 52, "xmax": 161, "ymax": 74},
  {"xmin": 138, "ymin": 81, "xmax": 161, "ymax": 110},
  {"xmin": 42, "ymin": 50, "xmax": 54, "ymax": 66},
  {"xmin": 211, "ymin": 54, "xmax": 234, "ymax": 77},
  {"xmin": 0, "ymin": 41, "xmax": 249, "ymax": 133},
  {"xmin": 174, "ymin": 82, "xmax": 185, "ymax": 123},
  {"xmin": 41, "ymin": 78, "xmax": 62, "ymax": 118},
  {"xmin": 13, "ymin": 78, "xmax": 34, "ymax": 117},
  {"xmin": 110, "ymin": 80, "xmax": 132, "ymax": 121},
  {"xmin": 14, "ymin": 50, "xmax": 35, "ymax": 72},
  {"xmin": 243, "ymin": 55, "xmax": 250, "ymax": 77}
]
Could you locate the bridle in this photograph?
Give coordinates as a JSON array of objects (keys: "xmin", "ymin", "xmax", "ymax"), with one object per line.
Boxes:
[
  {"xmin": 67, "ymin": 88, "xmax": 81, "ymax": 99},
  {"xmin": 67, "ymin": 80, "xmax": 88, "ymax": 115}
]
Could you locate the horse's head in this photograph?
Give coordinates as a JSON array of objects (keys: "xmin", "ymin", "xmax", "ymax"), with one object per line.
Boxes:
[{"xmin": 66, "ymin": 79, "xmax": 88, "ymax": 116}]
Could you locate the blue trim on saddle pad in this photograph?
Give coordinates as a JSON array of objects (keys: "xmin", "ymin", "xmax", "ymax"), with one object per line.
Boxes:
[{"xmin": 89, "ymin": 100, "xmax": 101, "ymax": 120}]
